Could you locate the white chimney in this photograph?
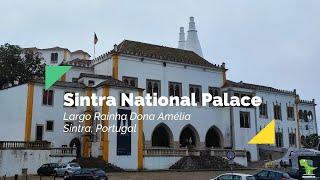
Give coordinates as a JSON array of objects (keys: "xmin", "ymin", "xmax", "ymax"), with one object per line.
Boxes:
[
  {"xmin": 185, "ymin": 17, "xmax": 203, "ymax": 57},
  {"xmin": 178, "ymin": 27, "xmax": 185, "ymax": 49}
]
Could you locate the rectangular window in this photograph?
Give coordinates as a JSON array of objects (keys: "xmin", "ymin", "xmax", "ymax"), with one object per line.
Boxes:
[
  {"xmin": 122, "ymin": 76, "xmax": 138, "ymax": 88},
  {"xmin": 208, "ymin": 87, "xmax": 220, "ymax": 106},
  {"xmin": 36, "ymin": 125, "xmax": 43, "ymax": 141},
  {"xmin": 42, "ymin": 90, "xmax": 54, "ymax": 106},
  {"xmin": 274, "ymin": 104, "xmax": 282, "ymax": 120},
  {"xmin": 46, "ymin": 121, "xmax": 54, "ymax": 131},
  {"xmin": 287, "ymin": 106, "xmax": 295, "ymax": 120},
  {"xmin": 276, "ymin": 132, "xmax": 283, "ymax": 147},
  {"xmin": 146, "ymin": 79, "xmax": 161, "ymax": 97},
  {"xmin": 259, "ymin": 103, "xmax": 268, "ymax": 118},
  {"xmin": 169, "ymin": 82, "xmax": 182, "ymax": 97},
  {"xmin": 240, "ymin": 111, "xmax": 250, "ymax": 128},
  {"xmin": 64, "ymin": 92, "xmax": 75, "ymax": 107},
  {"xmin": 189, "ymin": 84, "xmax": 202, "ymax": 103},
  {"xmin": 50, "ymin": 53, "xmax": 58, "ymax": 63},
  {"xmin": 289, "ymin": 133, "xmax": 296, "ymax": 146}
]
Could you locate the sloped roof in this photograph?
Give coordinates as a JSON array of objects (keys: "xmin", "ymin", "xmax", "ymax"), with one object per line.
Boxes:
[
  {"xmin": 79, "ymin": 73, "xmax": 110, "ymax": 79},
  {"xmin": 31, "ymin": 79, "xmax": 86, "ymax": 89},
  {"xmin": 224, "ymin": 80, "xmax": 296, "ymax": 95},
  {"xmin": 62, "ymin": 58, "xmax": 92, "ymax": 67},
  {"xmin": 114, "ymin": 40, "xmax": 222, "ymax": 69},
  {"xmin": 72, "ymin": 50, "xmax": 91, "ymax": 56},
  {"xmin": 95, "ymin": 76, "xmax": 142, "ymax": 90}
]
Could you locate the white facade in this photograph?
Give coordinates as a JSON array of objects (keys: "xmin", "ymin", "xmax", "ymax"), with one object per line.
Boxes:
[{"xmin": 0, "ymin": 21, "xmax": 318, "ymax": 171}]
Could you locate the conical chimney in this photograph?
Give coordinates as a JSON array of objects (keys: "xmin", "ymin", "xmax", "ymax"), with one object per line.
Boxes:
[
  {"xmin": 185, "ymin": 17, "xmax": 203, "ymax": 57},
  {"xmin": 178, "ymin": 27, "xmax": 185, "ymax": 49}
]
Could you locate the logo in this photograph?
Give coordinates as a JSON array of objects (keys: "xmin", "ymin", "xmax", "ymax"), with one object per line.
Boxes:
[
  {"xmin": 45, "ymin": 66, "xmax": 71, "ymax": 90},
  {"xmin": 248, "ymin": 119, "xmax": 275, "ymax": 144},
  {"xmin": 300, "ymin": 159, "xmax": 317, "ymax": 175}
]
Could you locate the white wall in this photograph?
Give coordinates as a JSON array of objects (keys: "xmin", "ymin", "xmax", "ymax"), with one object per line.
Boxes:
[
  {"xmin": 256, "ymin": 91, "xmax": 298, "ymax": 148},
  {"xmin": 232, "ymin": 107, "xmax": 258, "ymax": 161},
  {"xmin": 0, "ymin": 84, "xmax": 28, "ymax": 141},
  {"xmin": 299, "ymin": 103, "xmax": 317, "ymax": 136},
  {"xmin": 38, "ymin": 49, "xmax": 70, "ymax": 65},
  {"xmin": 30, "ymin": 84, "xmax": 85, "ymax": 147},
  {"xmin": 144, "ymin": 156, "xmax": 181, "ymax": 169},
  {"xmin": 66, "ymin": 67, "xmax": 94, "ymax": 82},
  {"xmin": 117, "ymin": 55, "xmax": 230, "ymax": 148},
  {"xmin": 0, "ymin": 149, "xmax": 74, "ymax": 176},
  {"xmin": 93, "ymin": 58, "xmax": 113, "ymax": 76},
  {"xmin": 94, "ymin": 87, "xmax": 140, "ymax": 169}
]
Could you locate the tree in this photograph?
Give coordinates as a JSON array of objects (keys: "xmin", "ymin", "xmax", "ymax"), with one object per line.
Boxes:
[
  {"xmin": 302, "ymin": 133, "xmax": 319, "ymax": 148},
  {"xmin": 0, "ymin": 43, "xmax": 44, "ymax": 89}
]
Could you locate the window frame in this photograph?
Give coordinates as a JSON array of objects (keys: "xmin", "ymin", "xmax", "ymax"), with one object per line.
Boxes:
[
  {"xmin": 274, "ymin": 104, "xmax": 282, "ymax": 120},
  {"xmin": 259, "ymin": 102, "xmax": 268, "ymax": 118},
  {"xmin": 146, "ymin": 79, "xmax": 161, "ymax": 97},
  {"xmin": 287, "ymin": 106, "xmax": 295, "ymax": 120},
  {"xmin": 240, "ymin": 111, "xmax": 250, "ymax": 128},
  {"xmin": 42, "ymin": 89, "xmax": 54, "ymax": 106},
  {"xmin": 46, "ymin": 120, "xmax": 54, "ymax": 132},
  {"xmin": 168, "ymin": 82, "xmax": 182, "ymax": 97},
  {"xmin": 50, "ymin": 53, "xmax": 58, "ymax": 63},
  {"xmin": 189, "ymin": 84, "xmax": 202, "ymax": 103},
  {"xmin": 122, "ymin": 76, "xmax": 138, "ymax": 88}
]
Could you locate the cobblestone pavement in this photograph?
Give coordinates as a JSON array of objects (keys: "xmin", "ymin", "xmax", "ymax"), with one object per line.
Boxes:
[{"xmin": 5, "ymin": 170, "xmax": 260, "ymax": 180}]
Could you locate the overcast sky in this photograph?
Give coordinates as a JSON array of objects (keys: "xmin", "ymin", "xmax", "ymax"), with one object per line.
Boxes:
[{"xmin": 1, "ymin": 0, "xmax": 319, "ymax": 130}]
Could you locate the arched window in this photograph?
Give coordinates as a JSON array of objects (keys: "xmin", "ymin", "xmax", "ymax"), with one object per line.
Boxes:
[
  {"xmin": 189, "ymin": 85, "xmax": 201, "ymax": 103},
  {"xmin": 304, "ymin": 110, "xmax": 308, "ymax": 122},
  {"xmin": 122, "ymin": 76, "xmax": 138, "ymax": 88},
  {"xmin": 307, "ymin": 111, "xmax": 313, "ymax": 121},
  {"xmin": 205, "ymin": 126, "xmax": 223, "ymax": 148},
  {"xmin": 276, "ymin": 132, "xmax": 283, "ymax": 147},
  {"xmin": 179, "ymin": 124, "xmax": 200, "ymax": 148},
  {"xmin": 151, "ymin": 123, "xmax": 173, "ymax": 147}
]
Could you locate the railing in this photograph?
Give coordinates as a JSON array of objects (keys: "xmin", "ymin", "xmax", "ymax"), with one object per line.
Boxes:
[
  {"xmin": 0, "ymin": 141, "xmax": 51, "ymax": 150},
  {"xmin": 50, "ymin": 147, "xmax": 77, "ymax": 157},
  {"xmin": 210, "ymin": 148, "xmax": 247, "ymax": 157},
  {"xmin": 144, "ymin": 147, "xmax": 188, "ymax": 157},
  {"xmin": 258, "ymin": 144, "xmax": 287, "ymax": 153}
]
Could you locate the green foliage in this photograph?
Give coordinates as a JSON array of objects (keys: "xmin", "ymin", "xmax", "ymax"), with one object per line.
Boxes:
[{"xmin": 0, "ymin": 43, "xmax": 44, "ymax": 88}]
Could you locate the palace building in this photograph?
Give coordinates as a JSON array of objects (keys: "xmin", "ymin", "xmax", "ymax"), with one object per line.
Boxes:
[{"xmin": 0, "ymin": 17, "xmax": 317, "ymax": 170}]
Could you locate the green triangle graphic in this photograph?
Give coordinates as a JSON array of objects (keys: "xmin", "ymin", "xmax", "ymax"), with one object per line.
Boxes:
[{"xmin": 45, "ymin": 66, "xmax": 72, "ymax": 90}]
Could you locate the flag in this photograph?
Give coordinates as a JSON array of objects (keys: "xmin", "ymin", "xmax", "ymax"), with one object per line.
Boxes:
[{"xmin": 94, "ymin": 33, "xmax": 98, "ymax": 45}]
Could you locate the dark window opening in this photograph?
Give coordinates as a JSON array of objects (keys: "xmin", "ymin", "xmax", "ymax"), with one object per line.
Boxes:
[
  {"xmin": 122, "ymin": 76, "xmax": 138, "ymax": 88},
  {"xmin": 189, "ymin": 84, "xmax": 201, "ymax": 103},
  {"xmin": 46, "ymin": 121, "xmax": 54, "ymax": 131},
  {"xmin": 274, "ymin": 104, "xmax": 282, "ymax": 120},
  {"xmin": 42, "ymin": 90, "xmax": 54, "ymax": 106},
  {"xmin": 240, "ymin": 111, "xmax": 250, "ymax": 128},
  {"xmin": 50, "ymin": 53, "xmax": 58, "ymax": 63},
  {"xmin": 146, "ymin": 79, "xmax": 161, "ymax": 97}
]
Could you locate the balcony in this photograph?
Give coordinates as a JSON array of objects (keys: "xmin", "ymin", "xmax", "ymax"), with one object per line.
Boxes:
[
  {"xmin": 50, "ymin": 147, "xmax": 77, "ymax": 157},
  {"xmin": 144, "ymin": 147, "xmax": 246, "ymax": 158},
  {"xmin": 0, "ymin": 141, "xmax": 51, "ymax": 150},
  {"xmin": 144, "ymin": 147, "xmax": 189, "ymax": 157},
  {"xmin": 209, "ymin": 148, "xmax": 247, "ymax": 157}
]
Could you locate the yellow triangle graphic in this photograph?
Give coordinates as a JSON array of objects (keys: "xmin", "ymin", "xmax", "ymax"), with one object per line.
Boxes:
[{"xmin": 248, "ymin": 119, "xmax": 275, "ymax": 144}]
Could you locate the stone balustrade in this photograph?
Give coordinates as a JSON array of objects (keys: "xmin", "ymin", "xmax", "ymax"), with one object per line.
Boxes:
[
  {"xmin": 50, "ymin": 147, "xmax": 77, "ymax": 157},
  {"xmin": 0, "ymin": 141, "xmax": 51, "ymax": 150}
]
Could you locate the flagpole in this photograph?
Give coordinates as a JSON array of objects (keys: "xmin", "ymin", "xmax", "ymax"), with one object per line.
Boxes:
[{"xmin": 94, "ymin": 33, "xmax": 96, "ymax": 60}]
